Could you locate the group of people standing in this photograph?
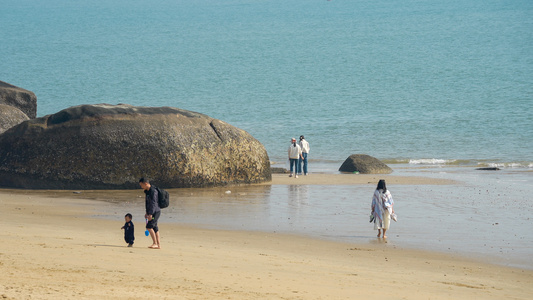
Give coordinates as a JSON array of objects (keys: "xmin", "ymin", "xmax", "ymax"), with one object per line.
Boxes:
[{"xmin": 287, "ymin": 135, "xmax": 310, "ymax": 178}]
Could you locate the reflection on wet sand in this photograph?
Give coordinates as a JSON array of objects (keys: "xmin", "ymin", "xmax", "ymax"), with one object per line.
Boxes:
[{"xmin": 8, "ymin": 169, "xmax": 533, "ymax": 269}]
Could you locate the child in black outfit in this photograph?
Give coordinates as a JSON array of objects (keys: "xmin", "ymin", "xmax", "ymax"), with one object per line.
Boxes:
[{"xmin": 121, "ymin": 213, "xmax": 135, "ymax": 247}]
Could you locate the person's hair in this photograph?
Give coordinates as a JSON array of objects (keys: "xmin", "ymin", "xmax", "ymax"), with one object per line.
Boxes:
[
  {"xmin": 125, "ymin": 213, "xmax": 132, "ymax": 219},
  {"xmin": 139, "ymin": 177, "xmax": 150, "ymax": 183},
  {"xmin": 376, "ymin": 179, "xmax": 387, "ymax": 192},
  {"xmin": 300, "ymin": 135, "xmax": 304, "ymax": 140}
]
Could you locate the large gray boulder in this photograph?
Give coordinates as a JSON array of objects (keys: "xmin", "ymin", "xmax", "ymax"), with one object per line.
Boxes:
[
  {"xmin": 0, "ymin": 81, "xmax": 37, "ymax": 119},
  {"xmin": 339, "ymin": 154, "xmax": 392, "ymax": 174},
  {"xmin": 0, "ymin": 104, "xmax": 271, "ymax": 189},
  {"xmin": 0, "ymin": 104, "xmax": 29, "ymax": 134}
]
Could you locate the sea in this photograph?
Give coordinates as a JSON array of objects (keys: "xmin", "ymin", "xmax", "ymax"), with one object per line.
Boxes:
[{"xmin": 1, "ymin": 0, "xmax": 532, "ymax": 268}]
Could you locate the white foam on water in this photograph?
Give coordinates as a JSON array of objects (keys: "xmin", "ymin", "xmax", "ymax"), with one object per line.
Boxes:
[
  {"xmin": 485, "ymin": 162, "xmax": 533, "ymax": 169},
  {"xmin": 408, "ymin": 158, "xmax": 454, "ymax": 165}
]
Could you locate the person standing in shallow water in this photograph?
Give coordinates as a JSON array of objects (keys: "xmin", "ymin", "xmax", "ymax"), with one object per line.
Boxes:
[
  {"xmin": 139, "ymin": 177, "xmax": 161, "ymax": 249},
  {"xmin": 371, "ymin": 179, "xmax": 395, "ymax": 239},
  {"xmin": 288, "ymin": 138, "xmax": 303, "ymax": 178},
  {"xmin": 297, "ymin": 135, "xmax": 310, "ymax": 176}
]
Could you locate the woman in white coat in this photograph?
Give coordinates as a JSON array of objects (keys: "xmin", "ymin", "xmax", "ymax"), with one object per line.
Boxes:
[{"xmin": 371, "ymin": 179, "xmax": 395, "ymax": 238}]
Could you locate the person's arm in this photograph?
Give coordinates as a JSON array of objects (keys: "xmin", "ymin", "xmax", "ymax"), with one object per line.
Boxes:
[
  {"xmin": 129, "ymin": 223, "xmax": 134, "ymax": 238},
  {"xmin": 146, "ymin": 189, "xmax": 159, "ymax": 218},
  {"xmin": 387, "ymin": 192, "xmax": 394, "ymax": 212},
  {"xmin": 371, "ymin": 191, "xmax": 378, "ymax": 213}
]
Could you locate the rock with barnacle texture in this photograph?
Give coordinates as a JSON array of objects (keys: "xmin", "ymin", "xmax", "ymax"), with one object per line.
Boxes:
[
  {"xmin": 0, "ymin": 81, "xmax": 37, "ymax": 119},
  {"xmin": 0, "ymin": 104, "xmax": 271, "ymax": 189},
  {"xmin": 0, "ymin": 104, "xmax": 29, "ymax": 134}
]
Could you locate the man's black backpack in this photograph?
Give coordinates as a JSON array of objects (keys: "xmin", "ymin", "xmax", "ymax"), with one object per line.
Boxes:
[{"xmin": 155, "ymin": 186, "xmax": 169, "ymax": 209}]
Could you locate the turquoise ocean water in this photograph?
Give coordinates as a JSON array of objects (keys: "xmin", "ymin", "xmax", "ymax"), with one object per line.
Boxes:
[
  {"xmin": 1, "ymin": 0, "xmax": 532, "ymax": 168},
  {"xmin": 2, "ymin": 0, "xmax": 533, "ymax": 268}
]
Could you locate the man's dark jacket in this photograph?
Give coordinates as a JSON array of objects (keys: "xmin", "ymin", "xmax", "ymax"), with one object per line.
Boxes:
[{"xmin": 145, "ymin": 185, "xmax": 161, "ymax": 215}]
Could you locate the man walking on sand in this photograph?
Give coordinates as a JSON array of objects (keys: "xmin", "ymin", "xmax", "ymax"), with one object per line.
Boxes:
[{"xmin": 139, "ymin": 177, "xmax": 161, "ymax": 249}]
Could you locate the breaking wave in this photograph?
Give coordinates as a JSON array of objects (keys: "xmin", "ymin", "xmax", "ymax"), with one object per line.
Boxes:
[{"xmin": 383, "ymin": 159, "xmax": 533, "ymax": 169}]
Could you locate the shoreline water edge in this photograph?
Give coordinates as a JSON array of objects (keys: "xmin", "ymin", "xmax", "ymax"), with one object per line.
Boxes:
[
  {"xmin": 4, "ymin": 163, "xmax": 532, "ymax": 271},
  {"xmin": 2, "ymin": 163, "xmax": 533, "ymax": 299}
]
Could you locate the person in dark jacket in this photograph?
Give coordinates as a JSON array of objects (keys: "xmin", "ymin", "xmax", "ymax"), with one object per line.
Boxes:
[
  {"xmin": 121, "ymin": 213, "xmax": 135, "ymax": 247},
  {"xmin": 139, "ymin": 177, "xmax": 161, "ymax": 249}
]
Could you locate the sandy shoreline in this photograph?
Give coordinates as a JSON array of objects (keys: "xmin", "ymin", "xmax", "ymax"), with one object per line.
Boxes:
[
  {"xmin": 265, "ymin": 173, "xmax": 459, "ymax": 185},
  {"xmin": 1, "ymin": 174, "xmax": 532, "ymax": 299},
  {"xmin": 0, "ymin": 173, "xmax": 458, "ymax": 202}
]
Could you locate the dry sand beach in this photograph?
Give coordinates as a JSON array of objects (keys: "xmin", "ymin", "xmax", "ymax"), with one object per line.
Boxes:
[{"xmin": 1, "ymin": 174, "xmax": 533, "ymax": 299}]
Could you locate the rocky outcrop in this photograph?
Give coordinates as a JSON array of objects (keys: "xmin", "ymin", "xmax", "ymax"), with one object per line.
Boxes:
[
  {"xmin": 0, "ymin": 104, "xmax": 271, "ymax": 189},
  {"xmin": 0, "ymin": 81, "xmax": 37, "ymax": 119},
  {"xmin": 339, "ymin": 154, "xmax": 392, "ymax": 174},
  {"xmin": 0, "ymin": 104, "xmax": 29, "ymax": 134}
]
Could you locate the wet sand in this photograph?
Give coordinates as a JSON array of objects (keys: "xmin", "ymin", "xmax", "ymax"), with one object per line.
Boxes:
[
  {"xmin": 1, "ymin": 176, "xmax": 532, "ymax": 299},
  {"xmin": 266, "ymin": 173, "xmax": 459, "ymax": 185}
]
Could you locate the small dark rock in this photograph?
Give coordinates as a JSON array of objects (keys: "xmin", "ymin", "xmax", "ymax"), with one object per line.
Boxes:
[
  {"xmin": 476, "ymin": 167, "xmax": 501, "ymax": 171},
  {"xmin": 271, "ymin": 167, "xmax": 289, "ymax": 174},
  {"xmin": 339, "ymin": 154, "xmax": 392, "ymax": 174}
]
